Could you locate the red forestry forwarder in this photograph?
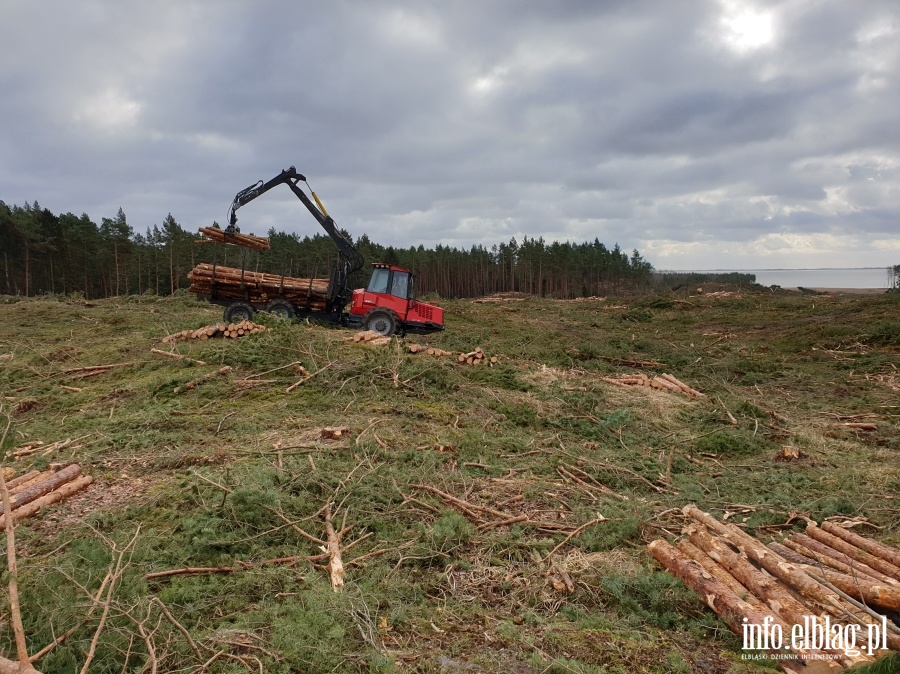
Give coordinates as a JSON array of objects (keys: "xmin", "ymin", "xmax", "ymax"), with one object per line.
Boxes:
[{"xmin": 188, "ymin": 167, "xmax": 444, "ymax": 337}]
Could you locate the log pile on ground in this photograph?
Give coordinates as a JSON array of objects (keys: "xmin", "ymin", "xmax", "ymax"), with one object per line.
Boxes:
[
  {"xmin": 187, "ymin": 263, "xmax": 330, "ymax": 309},
  {"xmin": 406, "ymin": 344, "xmax": 454, "ymax": 358},
  {"xmin": 648, "ymin": 505, "xmax": 900, "ymax": 672},
  {"xmin": 0, "ymin": 464, "xmax": 93, "ymax": 528},
  {"xmin": 346, "ymin": 330, "xmax": 392, "ymax": 347},
  {"xmin": 196, "ymin": 226, "xmax": 270, "ymax": 251},
  {"xmin": 600, "ymin": 372, "xmax": 704, "ymax": 397},
  {"xmin": 161, "ymin": 321, "xmax": 267, "ymax": 343},
  {"xmin": 457, "ymin": 347, "xmax": 499, "ymax": 366}
]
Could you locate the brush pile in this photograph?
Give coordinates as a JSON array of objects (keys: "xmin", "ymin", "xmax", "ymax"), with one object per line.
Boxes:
[
  {"xmin": 187, "ymin": 263, "xmax": 330, "ymax": 309},
  {"xmin": 649, "ymin": 505, "xmax": 900, "ymax": 672},
  {"xmin": 1, "ymin": 464, "xmax": 93, "ymax": 528},
  {"xmin": 197, "ymin": 226, "xmax": 270, "ymax": 251},
  {"xmin": 161, "ymin": 321, "xmax": 267, "ymax": 343},
  {"xmin": 600, "ymin": 372, "xmax": 703, "ymax": 398}
]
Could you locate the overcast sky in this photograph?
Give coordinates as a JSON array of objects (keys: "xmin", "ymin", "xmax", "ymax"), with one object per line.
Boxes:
[{"xmin": 1, "ymin": 1, "xmax": 898, "ymax": 270}]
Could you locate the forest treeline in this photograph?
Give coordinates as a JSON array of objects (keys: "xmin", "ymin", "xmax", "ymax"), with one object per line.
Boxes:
[{"xmin": 1, "ymin": 200, "xmax": 655, "ymax": 300}]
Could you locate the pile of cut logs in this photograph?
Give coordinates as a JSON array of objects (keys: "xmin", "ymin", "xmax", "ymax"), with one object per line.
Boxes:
[
  {"xmin": 457, "ymin": 347, "xmax": 498, "ymax": 366},
  {"xmin": 407, "ymin": 344, "xmax": 454, "ymax": 358},
  {"xmin": 346, "ymin": 330, "xmax": 392, "ymax": 347},
  {"xmin": 187, "ymin": 263, "xmax": 330, "ymax": 309},
  {"xmin": 600, "ymin": 372, "xmax": 704, "ymax": 398},
  {"xmin": 162, "ymin": 321, "xmax": 267, "ymax": 343},
  {"xmin": 649, "ymin": 506, "xmax": 900, "ymax": 672},
  {"xmin": 197, "ymin": 226, "xmax": 270, "ymax": 251},
  {"xmin": 0, "ymin": 464, "xmax": 93, "ymax": 528}
]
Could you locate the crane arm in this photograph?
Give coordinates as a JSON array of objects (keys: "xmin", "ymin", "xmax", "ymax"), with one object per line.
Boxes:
[{"xmin": 227, "ymin": 166, "xmax": 364, "ymax": 276}]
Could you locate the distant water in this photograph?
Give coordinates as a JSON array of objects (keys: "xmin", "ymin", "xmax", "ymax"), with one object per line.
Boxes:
[{"xmin": 670, "ymin": 268, "xmax": 893, "ymax": 289}]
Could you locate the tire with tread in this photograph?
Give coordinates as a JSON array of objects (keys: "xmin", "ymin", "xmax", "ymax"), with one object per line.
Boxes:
[
  {"xmin": 265, "ymin": 299, "xmax": 296, "ymax": 320},
  {"xmin": 224, "ymin": 301, "xmax": 255, "ymax": 323},
  {"xmin": 364, "ymin": 309, "xmax": 399, "ymax": 336}
]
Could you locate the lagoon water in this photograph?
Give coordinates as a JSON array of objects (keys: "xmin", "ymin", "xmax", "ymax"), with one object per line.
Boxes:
[{"xmin": 673, "ymin": 268, "xmax": 893, "ymax": 289}]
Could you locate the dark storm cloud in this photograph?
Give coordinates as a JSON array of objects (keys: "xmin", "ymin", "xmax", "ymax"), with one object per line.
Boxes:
[{"xmin": 1, "ymin": 0, "xmax": 898, "ymax": 268}]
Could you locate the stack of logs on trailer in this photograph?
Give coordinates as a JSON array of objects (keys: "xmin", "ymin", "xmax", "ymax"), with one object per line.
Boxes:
[{"xmin": 187, "ymin": 263, "xmax": 330, "ymax": 310}]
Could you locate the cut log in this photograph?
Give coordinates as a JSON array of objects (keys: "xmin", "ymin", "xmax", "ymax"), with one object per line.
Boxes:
[
  {"xmin": 3, "ymin": 464, "xmax": 82, "ymax": 518},
  {"xmin": 785, "ymin": 534, "xmax": 897, "ymax": 586},
  {"xmin": 197, "ymin": 226, "xmax": 270, "ymax": 251},
  {"xmin": 5, "ymin": 471, "xmax": 42, "ymax": 491},
  {"xmin": 718, "ymin": 522, "xmax": 899, "ymax": 652},
  {"xmin": 770, "ymin": 540, "xmax": 885, "ymax": 584},
  {"xmin": 659, "ymin": 373, "xmax": 705, "ymax": 397},
  {"xmin": 684, "ymin": 524, "xmax": 816, "ymax": 626},
  {"xmin": 677, "ymin": 539, "xmax": 760, "ymax": 605},
  {"xmin": 805, "ymin": 524, "xmax": 900, "ymax": 582},
  {"xmin": 820, "ymin": 521, "xmax": 900, "ymax": 573},
  {"xmin": 647, "ymin": 540, "xmax": 830, "ymax": 673},
  {"xmin": 0, "ymin": 475, "xmax": 93, "ymax": 528}
]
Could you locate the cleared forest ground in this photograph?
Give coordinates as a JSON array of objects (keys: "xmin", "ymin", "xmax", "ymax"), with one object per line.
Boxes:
[{"xmin": 0, "ymin": 288, "xmax": 898, "ymax": 673}]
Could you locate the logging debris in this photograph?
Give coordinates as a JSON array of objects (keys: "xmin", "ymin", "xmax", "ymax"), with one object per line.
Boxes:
[
  {"xmin": 648, "ymin": 505, "xmax": 900, "ymax": 672},
  {"xmin": 11, "ymin": 435, "xmax": 91, "ymax": 459},
  {"xmin": 173, "ymin": 366, "xmax": 233, "ymax": 394},
  {"xmin": 196, "ymin": 226, "xmax": 270, "ymax": 251},
  {"xmin": 60, "ymin": 362, "xmax": 134, "ymax": 380},
  {"xmin": 0, "ymin": 464, "xmax": 93, "ymax": 529},
  {"xmin": 161, "ymin": 321, "xmax": 267, "ymax": 343},
  {"xmin": 599, "ymin": 372, "xmax": 704, "ymax": 398}
]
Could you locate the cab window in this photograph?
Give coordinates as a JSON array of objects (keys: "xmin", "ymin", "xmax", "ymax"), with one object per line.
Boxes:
[
  {"xmin": 367, "ymin": 268, "xmax": 390, "ymax": 294},
  {"xmin": 390, "ymin": 271, "xmax": 409, "ymax": 299}
]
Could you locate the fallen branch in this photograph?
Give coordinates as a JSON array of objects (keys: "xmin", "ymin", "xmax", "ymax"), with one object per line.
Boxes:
[
  {"xmin": 174, "ymin": 366, "xmax": 233, "ymax": 394},
  {"xmin": 543, "ymin": 516, "xmax": 607, "ymax": 562},
  {"xmin": 0, "ymin": 413, "xmax": 37, "ymax": 671},
  {"xmin": 323, "ymin": 503, "xmax": 345, "ymax": 591},
  {"xmin": 150, "ymin": 349, "xmax": 207, "ymax": 366}
]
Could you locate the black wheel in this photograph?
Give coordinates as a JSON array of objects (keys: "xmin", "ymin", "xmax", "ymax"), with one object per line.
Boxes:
[
  {"xmin": 224, "ymin": 301, "xmax": 255, "ymax": 323},
  {"xmin": 265, "ymin": 299, "xmax": 296, "ymax": 320},
  {"xmin": 364, "ymin": 309, "xmax": 398, "ymax": 336}
]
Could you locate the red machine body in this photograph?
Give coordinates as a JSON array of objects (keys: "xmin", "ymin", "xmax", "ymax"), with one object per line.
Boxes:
[{"xmin": 349, "ymin": 263, "xmax": 444, "ymax": 335}]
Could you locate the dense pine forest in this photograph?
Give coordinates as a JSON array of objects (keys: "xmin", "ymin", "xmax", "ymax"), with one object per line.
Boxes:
[{"xmin": 0, "ymin": 200, "xmax": 656, "ymax": 299}]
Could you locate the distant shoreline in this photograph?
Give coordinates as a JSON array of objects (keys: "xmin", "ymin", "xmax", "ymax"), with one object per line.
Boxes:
[{"xmin": 786, "ymin": 287, "xmax": 887, "ymax": 295}]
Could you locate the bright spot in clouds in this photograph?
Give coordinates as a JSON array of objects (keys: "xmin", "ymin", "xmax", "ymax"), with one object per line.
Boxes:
[
  {"xmin": 74, "ymin": 88, "xmax": 141, "ymax": 132},
  {"xmin": 721, "ymin": 3, "xmax": 774, "ymax": 52}
]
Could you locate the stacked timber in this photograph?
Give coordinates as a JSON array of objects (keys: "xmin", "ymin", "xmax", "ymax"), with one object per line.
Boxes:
[
  {"xmin": 161, "ymin": 321, "xmax": 267, "ymax": 343},
  {"xmin": 197, "ymin": 226, "xmax": 270, "ymax": 251},
  {"xmin": 407, "ymin": 344, "xmax": 455, "ymax": 358},
  {"xmin": 346, "ymin": 330, "xmax": 391, "ymax": 347},
  {"xmin": 648, "ymin": 506, "xmax": 900, "ymax": 672},
  {"xmin": 0, "ymin": 464, "xmax": 93, "ymax": 528},
  {"xmin": 600, "ymin": 372, "xmax": 704, "ymax": 398},
  {"xmin": 187, "ymin": 263, "xmax": 330, "ymax": 310},
  {"xmin": 457, "ymin": 347, "xmax": 498, "ymax": 366}
]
